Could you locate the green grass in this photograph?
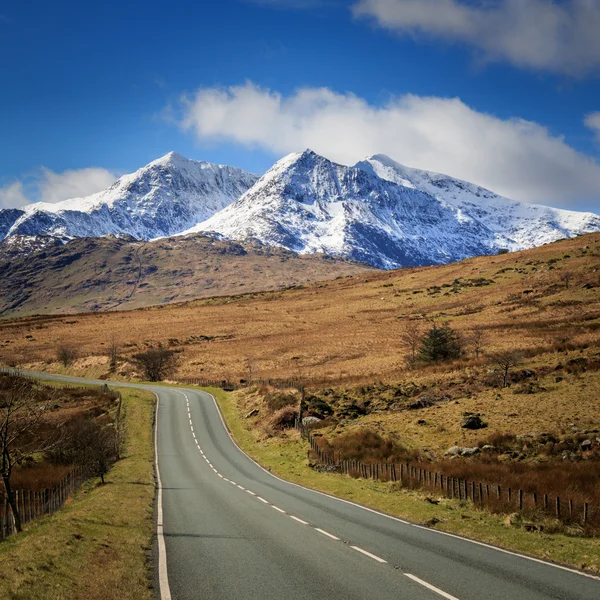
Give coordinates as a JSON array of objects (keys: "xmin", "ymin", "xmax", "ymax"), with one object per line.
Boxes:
[
  {"xmin": 0, "ymin": 387, "xmax": 155, "ymax": 600},
  {"xmin": 210, "ymin": 387, "xmax": 600, "ymax": 574}
]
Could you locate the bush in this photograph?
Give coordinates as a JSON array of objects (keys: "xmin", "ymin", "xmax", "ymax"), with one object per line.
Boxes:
[
  {"xmin": 132, "ymin": 346, "xmax": 180, "ymax": 381},
  {"xmin": 419, "ymin": 322, "xmax": 462, "ymax": 362},
  {"xmin": 57, "ymin": 345, "xmax": 78, "ymax": 367},
  {"xmin": 323, "ymin": 429, "xmax": 413, "ymax": 463}
]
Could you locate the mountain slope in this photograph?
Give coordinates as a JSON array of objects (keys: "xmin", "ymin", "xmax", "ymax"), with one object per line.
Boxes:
[
  {"xmin": 0, "ymin": 153, "xmax": 258, "ymax": 242},
  {"xmin": 0, "ymin": 232, "xmax": 371, "ymax": 317},
  {"xmin": 357, "ymin": 154, "xmax": 600, "ymax": 251},
  {"xmin": 190, "ymin": 150, "xmax": 599, "ymax": 269}
]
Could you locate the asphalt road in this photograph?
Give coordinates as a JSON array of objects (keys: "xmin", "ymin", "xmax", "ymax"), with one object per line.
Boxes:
[{"xmin": 23, "ymin": 372, "xmax": 600, "ymax": 600}]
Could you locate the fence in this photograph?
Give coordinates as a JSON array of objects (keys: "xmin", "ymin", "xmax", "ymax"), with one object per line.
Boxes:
[
  {"xmin": 0, "ymin": 467, "xmax": 85, "ymax": 541},
  {"xmin": 297, "ymin": 421, "xmax": 599, "ymax": 530}
]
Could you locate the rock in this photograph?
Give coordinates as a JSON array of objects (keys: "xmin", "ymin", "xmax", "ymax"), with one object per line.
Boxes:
[
  {"xmin": 461, "ymin": 415, "xmax": 487, "ymax": 430},
  {"xmin": 425, "ymin": 497, "xmax": 440, "ymax": 505},
  {"xmin": 245, "ymin": 408, "xmax": 259, "ymax": 419},
  {"xmin": 445, "ymin": 446, "xmax": 462, "ymax": 456},
  {"xmin": 416, "ymin": 419, "xmax": 427, "ymax": 425},
  {"xmin": 461, "ymin": 447, "xmax": 481, "ymax": 457},
  {"xmin": 581, "ymin": 439, "xmax": 593, "ymax": 450},
  {"xmin": 554, "ymin": 376, "xmax": 563, "ymax": 383},
  {"xmin": 481, "ymin": 444, "xmax": 497, "ymax": 453},
  {"xmin": 302, "ymin": 416, "xmax": 322, "ymax": 427}
]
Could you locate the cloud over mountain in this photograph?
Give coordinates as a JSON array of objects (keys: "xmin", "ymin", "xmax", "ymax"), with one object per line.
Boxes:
[{"xmin": 179, "ymin": 82, "xmax": 600, "ymax": 210}]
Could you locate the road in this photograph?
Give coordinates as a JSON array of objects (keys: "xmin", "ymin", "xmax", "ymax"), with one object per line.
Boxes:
[{"xmin": 24, "ymin": 372, "xmax": 600, "ymax": 600}]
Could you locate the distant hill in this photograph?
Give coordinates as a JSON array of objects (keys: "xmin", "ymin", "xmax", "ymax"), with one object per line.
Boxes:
[{"xmin": 0, "ymin": 233, "xmax": 371, "ymax": 317}]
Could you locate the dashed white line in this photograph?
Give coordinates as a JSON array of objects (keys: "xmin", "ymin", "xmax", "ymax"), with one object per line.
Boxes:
[
  {"xmin": 237, "ymin": 485, "xmax": 245, "ymax": 490},
  {"xmin": 404, "ymin": 574, "xmax": 459, "ymax": 600},
  {"xmin": 246, "ymin": 490, "xmax": 256, "ymax": 496},
  {"xmin": 272, "ymin": 506, "xmax": 286, "ymax": 514},
  {"xmin": 350, "ymin": 546, "xmax": 387, "ymax": 563},
  {"xmin": 315, "ymin": 528, "xmax": 340, "ymax": 541},
  {"xmin": 257, "ymin": 496, "xmax": 269, "ymax": 504},
  {"xmin": 290, "ymin": 516, "xmax": 308, "ymax": 525}
]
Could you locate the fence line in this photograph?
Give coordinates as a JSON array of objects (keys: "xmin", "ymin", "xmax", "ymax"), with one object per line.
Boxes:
[
  {"xmin": 0, "ymin": 467, "xmax": 85, "ymax": 541},
  {"xmin": 295, "ymin": 420, "xmax": 599, "ymax": 530}
]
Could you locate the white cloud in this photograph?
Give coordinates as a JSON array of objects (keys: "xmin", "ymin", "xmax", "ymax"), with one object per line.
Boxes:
[
  {"xmin": 352, "ymin": 0, "xmax": 600, "ymax": 76},
  {"xmin": 179, "ymin": 82, "xmax": 600, "ymax": 209},
  {"xmin": 0, "ymin": 167, "xmax": 117, "ymax": 209},
  {"xmin": 585, "ymin": 111, "xmax": 600, "ymax": 142},
  {"xmin": 0, "ymin": 181, "xmax": 29, "ymax": 210}
]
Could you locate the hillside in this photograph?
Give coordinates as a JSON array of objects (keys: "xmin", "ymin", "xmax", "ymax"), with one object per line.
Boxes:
[
  {"xmin": 2, "ymin": 233, "xmax": 598, "ymax": 385},
  {"xmin": 0, "ymin": 233, "xmax": 371, "ymax": 317}
]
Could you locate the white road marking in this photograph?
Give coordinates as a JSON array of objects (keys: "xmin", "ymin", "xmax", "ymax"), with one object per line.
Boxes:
[
  {"xmin": 257, "ymin": 496, "xmax": 270, "ymax": 504},
  {"xmin": 153, "ymin": 392, "xmax": 172, "ymax": 600},
  {"xmin": 237, "ymin": 485, "xmax": 245, "ymax": 490},
  {"xmin": 218, "ymin": 474, "xmax": 223, "ymax": 478},
  {"xmin": 272, "ymin": 506, "xmax": 286, "ymax": 514},
  {"xmin": 350, "ymin": 546, "xmax": 387, "ymax": 563},
  {"xmin": 290, "ymin": 516, "xmax": 308, "ymax": 525},
  {"xmin": 315, "ymin": 528, "xmax": 340, "ymax": 540},
  {"xmin": 246, "ymin": 490, "xmax": 256, "ymax": 496},
  {"xmin": 404, "ymin": 574, "xmax": 460, "ymax": 600}
]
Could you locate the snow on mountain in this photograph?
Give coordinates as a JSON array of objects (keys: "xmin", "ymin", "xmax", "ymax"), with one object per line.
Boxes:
[
  {"xmin": 0, "ymin": 152, "xmax": 258, "ymax": 242},
  {"xmin": 188, "ymin": 150, "xmax": 600, "ymax": 269},
  {"xmin": 187, "ymin": 150, "xmax": 505, "ymax": 268},
  {"xmin": 357, "ymin": 154, "xmax": 600, "ymax": 251}
]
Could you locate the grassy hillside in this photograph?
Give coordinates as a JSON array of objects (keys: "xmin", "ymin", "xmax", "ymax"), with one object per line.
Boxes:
[
  {"xmin": 0, "ymin": 232, "xmax": 371, "ymax": 317},
  {"xmin": 2, "ymin": 233, "xmax": 599, "ymax": 385}
]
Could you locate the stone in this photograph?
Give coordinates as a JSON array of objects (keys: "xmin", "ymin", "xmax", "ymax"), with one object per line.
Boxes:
[
  {"xmin": 445, "ymin": 445, "xmax": 461, "ymax": 456},
  {"xmin": 245, "ymin": 408, "xmax": 259, "ymax": 419},
  {"xmin": 460, "ymin": 447, "xmax": 481, "ymax": 457},
  {"xmin": 481, "ymin": 444, "xmax": 497, "ymax": 453},
  {"xmin": 461, "ymin": 415, "xmax": 487, "ymax": 430},
  {"xmin": 302, "ymin": 416, "xmax": 322, "ymax": 427}
]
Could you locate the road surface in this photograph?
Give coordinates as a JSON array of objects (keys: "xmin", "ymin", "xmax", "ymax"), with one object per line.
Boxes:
[{"xmin": 23, "ymin": 372, "xmax": 600, "ymax": 600}]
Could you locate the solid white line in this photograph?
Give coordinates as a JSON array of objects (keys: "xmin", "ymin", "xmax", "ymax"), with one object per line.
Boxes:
[
  {"xmin": 272, "ymin": 506, "xmax": 286, "ymax": 513},
  {"xmin": 315, "ymin": 528, "xmax": 340, "ymax": 540},
  {"xmin": 153, "ymin": 392, "xmax": 172, "ymax": 600},
  {"xmin": 350, "ymin": 546, "xmax": 387, "ymax": 563},
  {"xmin": 405, "ymin": 574, "xmax": 460, "ymax": 600},
  {"xmin": 257, "ymin": 496, "xmax": 269, "ymax": 504},
  {"xmin": 203, "ymin": 389, "xmax": 600, "ymax": 582},
  {"xmin": 290, "ymin": 516, "xmax": 308, "ymax": 525}
]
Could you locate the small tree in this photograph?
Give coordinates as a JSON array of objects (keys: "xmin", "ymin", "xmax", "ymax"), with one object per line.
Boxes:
[
  {"xmin": 0, "ymin": 376, "xmax": 53, "ymax": 532},
  {"xmin": 468, "ymin": 325, "xmax": 488, "ymax": 358},
  {"xmin": 49, "ymin": 418, "xmax": 117, "ymax": 484},
  {"xmin": 560, "ymin": 271, "xmax": 573, "ymax": 290},
  {"xmin": 132, "ymin": 346, "xmax": 180, "ymax": 381},
  {"xmin": 419, "ymin": 322, "xmax": 462, "ymax": 362},
  {"xmin": 57, "ymin": 345, "xmax": 77, "ymax": 367},
  {"xmin": 490, "ymin": 350, "xmax": 523, "ymax": 388},
  {"xmin": 107, "ymin": 337, "xmax": 119, "ymax": 372},
  {"xmin": 401, "ymin": 320, "xmax": 422, "ymax": 366}
]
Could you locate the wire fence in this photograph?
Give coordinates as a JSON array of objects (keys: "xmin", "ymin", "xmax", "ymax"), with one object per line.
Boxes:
[
  {"xmin": 297, "ymin": 420, "xmax": 600, "ymax": 531},
  {"xmin": 0, "ymin": 467, "xmax": 85, "ymax": 541}
]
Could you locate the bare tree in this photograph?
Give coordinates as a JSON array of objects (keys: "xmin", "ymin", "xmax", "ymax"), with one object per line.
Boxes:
[
  {"xmin": 401, "ymin": 320, "xmax": 422, "ymax": 366},
  {"xmin": 57, "ymin": 345, "xmax": 77, "ymax": 368},
  {"xmin": 0, "ymin": 376, "xmax": 53, "ymax": 532},
  {"xmin": 489, "ymin": 350, "xmax": 523, "ymax": 388},
  {"xmin": 132, "ymin": 346, "xmax": 180, "ymax": 382},
  {"xmin": 107, "ymin": 337, "xmax": 119, "ymax": 372},
  {"xmin": 48, "ymin": 418, "xmax": 117, "ymax": 484},
  {"xmin": 469, "ymin": 326, "xmax": 488, "ymax": 358},
  {"xmin": 560, "ymin": 271, "xmax": 573, "ymax": 290}
]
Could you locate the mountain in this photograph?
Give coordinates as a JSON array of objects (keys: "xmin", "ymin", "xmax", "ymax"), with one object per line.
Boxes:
[
  {"xmin": 357, "ymin": 154, "xmax": 600, "ymax": 251},
  {"xmin": 0, "ymin": 152, "xmax": 258, "ymax": 242},
  {"xmin": 189, "ymin": 150, "xmax": 600, "ymax": 269},
  {"xmin": 0, "ymin": 232, "xmax": 371, "ymax": 317}
]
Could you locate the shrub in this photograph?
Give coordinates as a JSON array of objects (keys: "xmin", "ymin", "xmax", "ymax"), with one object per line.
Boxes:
[
  {"xmin": 131, "ymin": 346, "xmax": 180, "ymax": 381},
  {"xmin": 419, "ymin": 322, "xmax": 463, "ymax": 362}
]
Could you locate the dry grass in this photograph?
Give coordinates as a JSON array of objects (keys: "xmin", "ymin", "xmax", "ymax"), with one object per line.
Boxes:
[{"xmin": 1, "ymin": 234, "xmax": 599, "ymax": 387}]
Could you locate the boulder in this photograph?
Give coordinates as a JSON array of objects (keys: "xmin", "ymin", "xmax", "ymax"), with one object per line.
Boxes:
[
  {"xmin": 460, "ymin": 447, "xmax": 481, "ymax": 457},
  {"xmin": 445, "ymin": 445, "xmax": 461, "ymax": 456},
  {"xmin": 461, "ymin": 414, "xmax": 487, "ymax": 430},
  {"xmin": 302, "ymin": 416, "xmax": 322, "ymax": 427}
]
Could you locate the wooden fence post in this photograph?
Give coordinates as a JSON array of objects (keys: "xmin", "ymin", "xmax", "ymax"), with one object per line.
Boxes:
[
  {"xmin": 556, "ymin": 497, "xmax": 561, "ymax": 519},
  {"xmin": 518, "ymin": 489, "xmax": 523, "ymax": 511},
  {"xmin": 584, "ymin": 503, "xmax": 588, "ymax": 525}
]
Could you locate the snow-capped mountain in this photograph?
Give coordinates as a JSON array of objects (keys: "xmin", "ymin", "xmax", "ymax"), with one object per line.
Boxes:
[
  {"xmin": 0, "ymin": 152, "xmax": 258, "ymax": 242},
  {"xmin": 187, "ymin": 150, "xmax": 600, "ymax": 269},
  {"xmin": 357, "ymin": 154, "xmax": 600, "ymax": 251}
]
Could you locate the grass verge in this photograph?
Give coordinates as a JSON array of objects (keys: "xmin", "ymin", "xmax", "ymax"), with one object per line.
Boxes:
[
  {"xmin": 210, "ymin": 387, "xmax": 600, "ymax": 574},
  {"xmin": 0, "ymin": 387, "xmax": 155, "ymax": 600}
]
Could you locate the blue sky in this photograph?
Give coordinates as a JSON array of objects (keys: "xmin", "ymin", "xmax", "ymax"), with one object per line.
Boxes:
[{"xmin": 1, "ymin": 0, "xmax": 600, "ymax": 212}]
